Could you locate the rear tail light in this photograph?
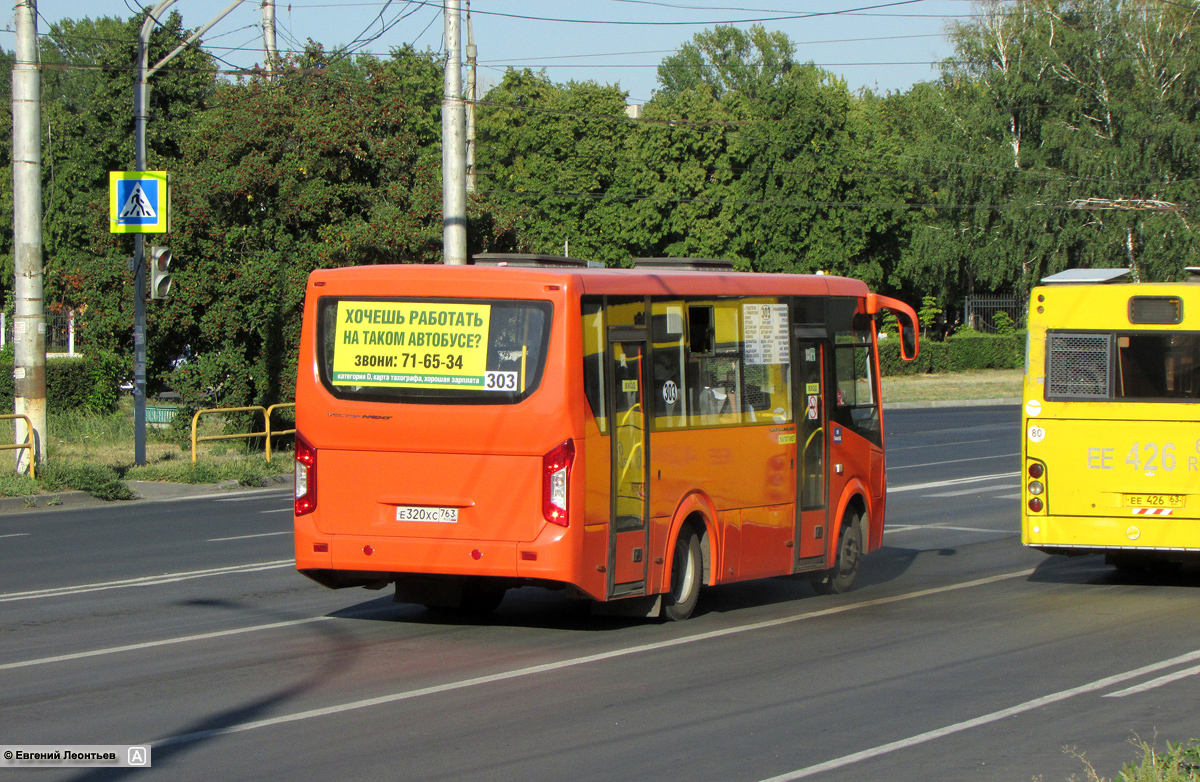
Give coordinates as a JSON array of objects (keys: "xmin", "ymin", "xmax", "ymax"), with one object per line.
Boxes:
[
  {"xmin": 1026, "ymin": 458, "xmax": 1046, "ymax": 514},
  {"xmin": 295, "ymin": 432, "xmax": 317, "ymax": 516},
  {"xmin": 542, "ymin": 439, "xmax": 575, "ymax": 527}
]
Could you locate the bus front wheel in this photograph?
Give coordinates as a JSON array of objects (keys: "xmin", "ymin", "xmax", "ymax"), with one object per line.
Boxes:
[
  {"xmin": 663, "ymin": 527, "xmax": 702, "ymax": 621},
  {"xmin": 814, "ymin": 511, "xmax": 863, "ymax": 595}
]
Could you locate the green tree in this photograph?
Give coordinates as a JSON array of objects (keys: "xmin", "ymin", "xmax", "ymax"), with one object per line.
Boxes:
[
  {"xmin": 161, "ymin": 47, "xmax": 446, "ymax": 408},
  {"xmin": 656, "ymin": 24, "xmax": 797, "ymax": 100},
  {"xmin": 31, "ymin": 13, "xmax": 217, "ymax": 358},
  {"xmin": 477, "ymin": 69, "xmax": 631, "ymax": 265}
]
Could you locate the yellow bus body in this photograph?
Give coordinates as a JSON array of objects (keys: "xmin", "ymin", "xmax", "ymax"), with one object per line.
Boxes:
[{"xmin": 1022, "ymin": 281, "xmax": 1200, "ymax": 561}]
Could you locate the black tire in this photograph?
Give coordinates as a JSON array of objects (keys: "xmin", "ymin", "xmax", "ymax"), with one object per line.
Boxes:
[
  {"xmin": 663, "ymin": 527, "xmax": 702, "ymax": 621},
  {"xmin": 814, "ymin": 511, "xmax": 863, "ymax": 595}
]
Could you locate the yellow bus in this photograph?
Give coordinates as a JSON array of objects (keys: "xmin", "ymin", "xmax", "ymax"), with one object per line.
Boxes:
[{"xmin": 1022, "ymin": 268, "xmax": 1200, "ymax": 571}]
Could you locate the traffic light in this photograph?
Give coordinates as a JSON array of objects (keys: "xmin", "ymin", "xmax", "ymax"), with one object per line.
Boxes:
[{"xmin": 148, "ymin": 246, "xmax": 172, "ymax": 299}]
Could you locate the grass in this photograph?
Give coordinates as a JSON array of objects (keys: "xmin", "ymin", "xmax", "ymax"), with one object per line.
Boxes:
[
  {"xmin": 2, "ymin": 369, "xmax": 1022, "ymax": 500},
  {"xmin": 1040, "ymin": 738, "xmax": 1200, "ymax": 781},
  {"xmin": 882, "ymin": 368, "xmax": 1024, "ymax": 403},
  {"xmin": 0, "ymin": 397, "xmax": 291, "ymax": 499}
]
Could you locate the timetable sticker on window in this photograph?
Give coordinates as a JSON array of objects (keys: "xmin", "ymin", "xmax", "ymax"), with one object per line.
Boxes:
[
  {"xmin": 743, "ymin": 304, "xmax": 790, "ymax": 365},
  {"xmin": 331, "ymin": 301, "xmax": 494, "ymax": 389}
]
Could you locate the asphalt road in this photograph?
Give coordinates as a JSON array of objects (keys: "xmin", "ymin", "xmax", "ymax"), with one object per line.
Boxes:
[{"xmin": 3, "ymin": 405, "xmax": 1198, "ymax": 782}]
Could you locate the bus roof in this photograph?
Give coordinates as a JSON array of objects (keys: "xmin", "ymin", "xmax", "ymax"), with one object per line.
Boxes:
[{"xmin": 306, "ymin": 264, "xmax": 872, "ymax": 299}]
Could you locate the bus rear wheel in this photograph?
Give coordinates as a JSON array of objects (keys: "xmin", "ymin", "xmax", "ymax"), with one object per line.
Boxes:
[
  {"xmin": 663, "ymin": 527, "xmax": 702, "ymax": 621},
  {"xmin": 814, "ymin": 511, "xmax": 863, "ymax": 595}
]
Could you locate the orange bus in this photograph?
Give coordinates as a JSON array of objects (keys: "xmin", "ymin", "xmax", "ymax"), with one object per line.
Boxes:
[{"xmin": 293, "ymin": 256, "xmax": 918, "ymax": 619}]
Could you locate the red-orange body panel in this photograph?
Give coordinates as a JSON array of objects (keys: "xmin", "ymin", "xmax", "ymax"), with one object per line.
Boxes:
[{"xmin": 293, "ymin": 264, "xmax": 891, "ymax": 603}]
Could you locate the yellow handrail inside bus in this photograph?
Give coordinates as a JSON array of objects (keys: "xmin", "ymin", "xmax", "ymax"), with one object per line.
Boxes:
[{"xmin": 0, "ymin": 413, "xmax": 36, "ymax": 479}]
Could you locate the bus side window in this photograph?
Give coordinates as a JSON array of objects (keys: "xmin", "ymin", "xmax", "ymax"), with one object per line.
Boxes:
[
  {"xmin": 652, "ymin": 302, "xmax": 687, "ymax": 429},
  {"xmin": 582, "ymin": 299, "xmax": 607, "ymax": 433},
  {"xmin": 834, "ymin": 343, "xmax": 881, "ymax": 445}
]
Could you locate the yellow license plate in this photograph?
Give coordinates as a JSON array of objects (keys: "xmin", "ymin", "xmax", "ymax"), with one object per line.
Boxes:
[{"xmin": 1123, "ymin": 494, "xmax": 1186, "ymax": 509}]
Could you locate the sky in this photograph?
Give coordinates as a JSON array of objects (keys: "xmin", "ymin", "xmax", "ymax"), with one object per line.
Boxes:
[{"xmin": 4, "ymin": 0, "xmax": 981, "ymax": 102}]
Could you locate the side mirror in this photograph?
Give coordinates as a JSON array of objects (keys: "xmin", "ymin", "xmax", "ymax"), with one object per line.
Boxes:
[
  {"xmin": 898, "ymin": 312, "xmax": 918, "ymax": 361},
  {"xmin": 869, "ymin": 294, "xmax": 920, "ymax": 361}
]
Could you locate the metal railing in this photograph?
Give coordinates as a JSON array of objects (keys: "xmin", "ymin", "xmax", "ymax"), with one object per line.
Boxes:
[
  {"xmin": 190, "ymin": 404, "xmax": 296, "ymax": 464},
  {"xmin": 0, "ymin": 414, "xmax": 36, "ymax": 479},
  {"xmin": 962, "ymin": 295, "xmax": 1027, "ymax": 334}
]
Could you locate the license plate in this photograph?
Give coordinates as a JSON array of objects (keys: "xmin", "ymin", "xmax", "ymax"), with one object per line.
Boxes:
[
  {"xmin": 1123, "ymin": 494, "xmax": 1186, "ymax": 509},
  {"xmin": 395, "ymin": 506, "xmax": 458, "ymax": 523}
]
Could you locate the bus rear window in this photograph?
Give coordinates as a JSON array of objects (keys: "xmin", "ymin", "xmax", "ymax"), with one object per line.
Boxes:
[
  {"xmin": 317, "ymin": 297, "xmax": 552, "ymax": 404},
  {"xmin": 1046, "ymin": 330, "xmax": 1200, "ymax": 401},
  {"xmin": 1116, "ymin": 333, "xmax": 1200, "ymax": 399}
]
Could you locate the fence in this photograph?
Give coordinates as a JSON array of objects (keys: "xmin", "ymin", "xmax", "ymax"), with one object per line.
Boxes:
[
  {"xmin": 962, "ymin": 296, "xmax": 1027, "ymax": 334},
  {"xmin": 0, "ymin": 312, "xmax": 82, "ymax": 355},
  {"xmin": 190, "ymin": 403, "xmax": 296, "ymax": 463}
]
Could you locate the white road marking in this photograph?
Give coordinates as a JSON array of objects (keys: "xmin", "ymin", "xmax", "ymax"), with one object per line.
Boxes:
[
  {"xmin": 889, "ymin": 472, "xmax": 1019, "ymax": 494},
  {"xmin": 993, "ymin": 493, "xmax": 1022, "ymax": 500},
  {"xmin": 1103, "ymin": 663, "xmax": 1200, "ymax": 698},
  {"xmin": 0, "ymin": 560, "xmax": 293, "ymax": 603},
  {"xmin": 207, "ymin": 531, "xmax": 292, "ymax": 542},
  {"xmin": 0, "ymin": 617, "xmax": 334, "ymax": 671},
  {"xmin": 152, "ymin": 569, "xmax": 1035, "ymax": 748},
  {"xmin": 758, "ymin": 649, "xmax": 1200, "ymax": 781},
  {"xmin": 888, "ymin": 439, "xmax": 1004, "ymax": 452},
  {"xmin": 887, "ymin": 525, "xmax": 1011, "ymax": 535},
  {"xmin": 924, "ymin": 483, "xmax": 1019, "ymax": 498},
  {"xmin": 888, "ymin": 453, "xmax": 1020, "ymax": 471},
  {"xmin": 260, "ymin": 508, "xmax": 293, "ymax": 514},
  {"xmin": 0, "ymin": 533, "xmax": 30, "ymax": 539}
]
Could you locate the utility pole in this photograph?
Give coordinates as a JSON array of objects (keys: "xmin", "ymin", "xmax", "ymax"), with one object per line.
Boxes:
[
  {"xmin": 11, "ymin": 0, "xmax": 46, "ymax": 474},
  {"xmin": 131, "ymin": 0, "xmax": 245, "ymax": 465},
  {"xmin": 465, "ymin": 0, "xmax": 476, "ymax": 194},
  {"xmin": 442, "ymin": 0, "xmax": 467, "ymax": 265},
  {"xmin": 262, "ymin": 0, "xmax": 278, "ymax": 73}
]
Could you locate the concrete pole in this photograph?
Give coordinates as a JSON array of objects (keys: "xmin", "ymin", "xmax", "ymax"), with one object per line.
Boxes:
[
  {"xmin": 465, "ymin": 0, "xmax": 476, "ymax": 194},
  {"xmin": 12, "ymin": 0, "xmax": 46, "ymax": 473},
  {"xmin": 262, "ymin": 0, "xmax": 278, "ymax": 73},
  {"xmin": 442, "ymin": 0, "xmax": 467, "ymax": 265}
]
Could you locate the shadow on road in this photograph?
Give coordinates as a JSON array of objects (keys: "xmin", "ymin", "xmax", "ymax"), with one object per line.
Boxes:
[
  {"xmin": 65, "ymin": 603, "xmax": 365, "ymax": 782},
  {"xmin": 1030, "ymin": 553, "xmax": 1200, "ymax": 588}
]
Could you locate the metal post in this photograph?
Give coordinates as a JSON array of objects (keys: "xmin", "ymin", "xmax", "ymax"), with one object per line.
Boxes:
[
  {"xmin": 12, "ymin": 0, "xmax": 46, "ymax": 474},
  {"xmin": 465, "ymin": 0, "xmax": 476, "ymax": 194},
  {"xmin": 262, "ymin": 0, "xmax": 277, "ymax": 73},
  {"xmin": 130, "ymin": 0, "xmax": 243, "ymax": 465},
  {"xmin": 442, "ymin": 0, "xmax": 467, "ymax": 265},
  {"xmin": 132, "ymin": 2, "xmax": 174, "ymax": 467}
]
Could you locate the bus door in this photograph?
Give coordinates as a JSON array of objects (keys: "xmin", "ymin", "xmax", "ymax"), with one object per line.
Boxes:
[
  {"xmin": 794, "ymin": 335, "xmax": 829, "ymax": 568},
  {"xmin": 608, "ymin": 336, "xmax": 649, "ymax": 598}
]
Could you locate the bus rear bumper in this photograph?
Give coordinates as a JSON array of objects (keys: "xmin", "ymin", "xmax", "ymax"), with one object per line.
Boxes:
[
  {"xmin": 1024, "ymin": 514, "xmax": 1200, "ymax": 554},
  {"xmin": 295, "ymin": 523, "xmax": 584, "ymax": 592}
]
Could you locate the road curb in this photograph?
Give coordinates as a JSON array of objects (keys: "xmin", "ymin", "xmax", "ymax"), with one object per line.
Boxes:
[
  {"xmin": 0, "ymin": 475, "xmax": 292, "ymax": 515},
  {"xmin": 885, "ymin": 397, "xmax": 1021, "ymax": 410}
]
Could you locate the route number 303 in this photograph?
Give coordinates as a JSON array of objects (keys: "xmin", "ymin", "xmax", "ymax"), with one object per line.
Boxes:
[{"xmin": 484, "ymin": 371, "xmax": 519, "ymax": 391}]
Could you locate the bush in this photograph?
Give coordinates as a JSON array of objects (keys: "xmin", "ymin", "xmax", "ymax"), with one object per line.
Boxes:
[
  {"xmin": 125, "ymin": 456, "xmax": 289, "ymax": 486},
  {"xmin": 0, "ymin": 353, "xmax": 125, "ymax": 414},
  {"xmin": 36, "ymin": 461, "xmax": 135, "ymax": 501},
  {"xmin": 879, "ymin": 332, "xmax": 1025, "ymax": 375}
]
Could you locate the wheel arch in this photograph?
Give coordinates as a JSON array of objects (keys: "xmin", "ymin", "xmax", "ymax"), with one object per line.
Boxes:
[
  {"xmin": 660, "ymin": 491, "xmax": 718, "ymax": 593},
  {"xmin": 829, "ymin": 480, "xmax": 871, "ymax": 563}
]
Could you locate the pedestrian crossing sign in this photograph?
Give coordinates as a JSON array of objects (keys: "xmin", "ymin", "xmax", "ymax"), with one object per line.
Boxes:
[{"xmin": 109, "ymin": 171, "xmax": 169, "ymax": 233}]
